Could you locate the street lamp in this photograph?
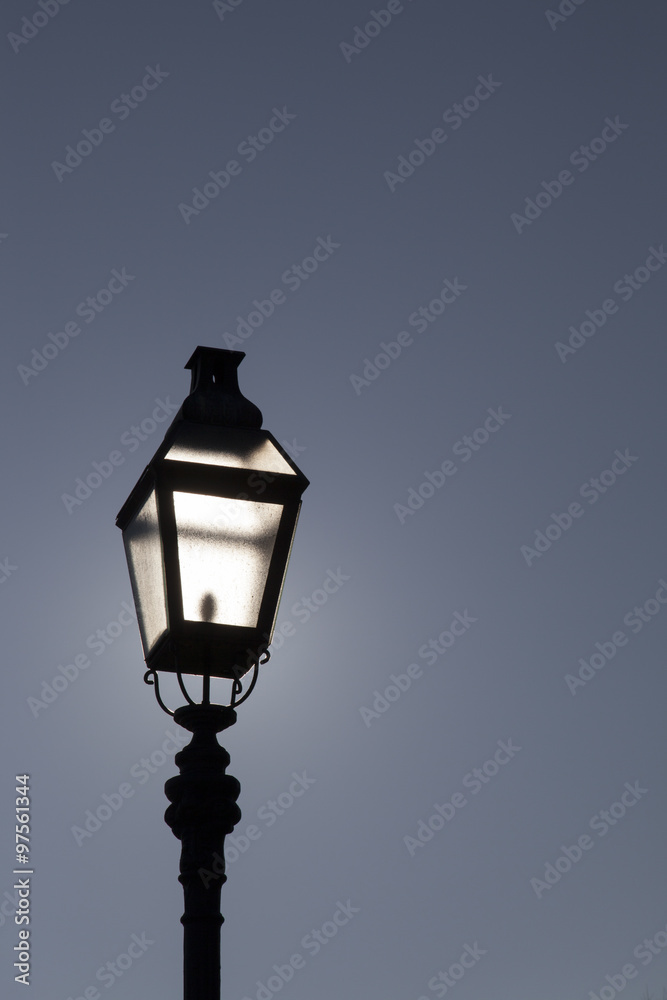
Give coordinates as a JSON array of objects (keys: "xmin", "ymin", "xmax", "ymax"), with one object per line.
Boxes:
[{"xmin": 115, "ymin": 347, "xmax": 309, "ymax": 1000}]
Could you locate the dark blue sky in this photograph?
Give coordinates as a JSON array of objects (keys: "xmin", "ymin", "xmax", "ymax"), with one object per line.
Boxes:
[{"xmin": 2, "ymin": 1, "xmax": 667, "ymax": 998}]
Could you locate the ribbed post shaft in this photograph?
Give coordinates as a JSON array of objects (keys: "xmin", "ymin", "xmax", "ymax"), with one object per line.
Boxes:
[{"xmin": 164, "ymin": 704, "xmax": 241, "ymax": 1000}]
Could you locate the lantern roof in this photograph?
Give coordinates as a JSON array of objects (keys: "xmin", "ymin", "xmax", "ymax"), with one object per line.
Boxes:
[{"xmin": 116, "ymin": 348, "xmax": 308, "ymax": 531}]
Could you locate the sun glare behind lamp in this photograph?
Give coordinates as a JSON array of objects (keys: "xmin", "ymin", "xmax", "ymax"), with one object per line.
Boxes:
[{"xmin": 115, "ymin": 347, "xmax": 309, "ymax": 682}]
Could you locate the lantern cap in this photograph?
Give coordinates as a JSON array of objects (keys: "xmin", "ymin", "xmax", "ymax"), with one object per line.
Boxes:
[{"xmin": 182, "ymin": 347, "xmax": 263, "ymax": 428}]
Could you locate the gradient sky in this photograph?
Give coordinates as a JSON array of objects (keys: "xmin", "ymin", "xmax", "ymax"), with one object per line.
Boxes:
[{"xmin": 2, "ymin": 1, "xmax": 667, "ymax": 998}]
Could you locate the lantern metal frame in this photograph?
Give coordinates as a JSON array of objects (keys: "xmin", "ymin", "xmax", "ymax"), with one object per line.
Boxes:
[{"xmin": 115, "ymin": 347, "xmax": 309, "ymax": 684}]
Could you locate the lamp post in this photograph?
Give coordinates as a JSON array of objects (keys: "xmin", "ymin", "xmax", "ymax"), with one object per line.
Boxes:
[{"xmin": 115, "ymin": 347, "xmax": 309, "ymax": 1000}]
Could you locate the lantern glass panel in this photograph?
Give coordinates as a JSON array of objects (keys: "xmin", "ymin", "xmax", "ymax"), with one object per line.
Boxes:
[
  {"xmin": 173, "ymin": 491, "xmax": 283, "ymax": 627},
  {"xmin": 123, "ymin": 489, "xmax": 167, "ymax": 653},
  {"xmin": 164, "ymin": 424, "xmax": 295, "ymax": 474}
]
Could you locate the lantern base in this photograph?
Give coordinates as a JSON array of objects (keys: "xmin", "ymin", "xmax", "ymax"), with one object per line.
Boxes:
[{"xmin": 146, "ymin": 631, "xmax": 266, "ymax": 680}]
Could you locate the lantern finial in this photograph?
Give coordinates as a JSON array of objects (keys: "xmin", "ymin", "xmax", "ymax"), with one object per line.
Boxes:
[{"xmin": 183, "ymin": 347, "xmax": 263, "ymax": 429}]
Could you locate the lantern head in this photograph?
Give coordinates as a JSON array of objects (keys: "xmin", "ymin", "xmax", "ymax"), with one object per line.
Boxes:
[{"xmin": 116, "ymin": 347, "xmax": 309, "ymax": 680}]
